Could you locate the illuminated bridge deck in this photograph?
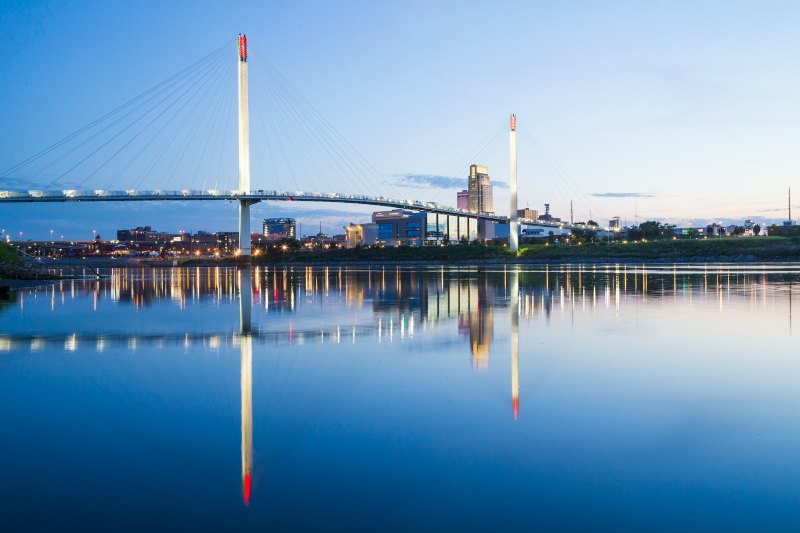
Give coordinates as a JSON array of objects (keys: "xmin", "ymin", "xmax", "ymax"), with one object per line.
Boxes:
[{"xmin": 0, "ymin": 189, "xmax": 572, "ymax": 228}]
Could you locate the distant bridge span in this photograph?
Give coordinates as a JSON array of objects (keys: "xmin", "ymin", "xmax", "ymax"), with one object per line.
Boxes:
[{"xmin": 0, "ymin": 189, "xmax": 572, "ymax": 229}]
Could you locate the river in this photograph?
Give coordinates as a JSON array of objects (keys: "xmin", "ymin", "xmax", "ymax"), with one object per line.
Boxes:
[{"xmin": 1, "ymin": 264, "xmax": 799, "ymax": 530}]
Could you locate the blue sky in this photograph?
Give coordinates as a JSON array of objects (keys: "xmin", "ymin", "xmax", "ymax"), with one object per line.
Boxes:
[{"xmin": 2, "ymin": 0, "xmax": 799, "ymax": 239}]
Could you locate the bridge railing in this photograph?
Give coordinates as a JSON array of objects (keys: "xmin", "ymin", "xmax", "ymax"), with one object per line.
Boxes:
[{"xmin": 0, "ymin": 188, "xmax": 608, "ymax": 228}]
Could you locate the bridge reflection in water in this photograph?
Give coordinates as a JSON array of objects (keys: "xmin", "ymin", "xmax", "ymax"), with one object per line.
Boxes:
[
  {"xmin": 240, "ymin": 267, "xmax": 253, "ymax": 506},
  {"xmin": 3, "ymin": 263, "xmax": 800, "ymax": 504}
]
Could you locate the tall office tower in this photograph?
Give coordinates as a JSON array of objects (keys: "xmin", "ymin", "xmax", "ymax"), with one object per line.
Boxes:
[
  {"xmin": 468, "ymin": 164, "xmax": 493, "ymax": 214},
  {"xmin": 457, "ymin": 189, "xmax": 469, "ymax": 210}
]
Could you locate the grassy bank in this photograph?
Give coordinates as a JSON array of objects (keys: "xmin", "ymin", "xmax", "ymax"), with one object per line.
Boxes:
[
  {"xmin": 179, "ymin": 244, "xmax": 512, "ymax": 266},
  {"xmin": 175, "ymin": 237, "xmax": 800, "ymax": 266},
  {"xmin": 0, "ymin": 242, "xmax": 22, "ymax": 266},
  {"xmin": 519, "ymin": 237, "xmax": 800, "ymax": 261},
  {"xmin": 259, "ymin": 244, "xmax": 513, "ymax": 263}
]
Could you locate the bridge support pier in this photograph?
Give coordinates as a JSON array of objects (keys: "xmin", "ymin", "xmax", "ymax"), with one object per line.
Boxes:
[{"xmin": 239, "ymin": 200, "xmax": 253, "ymax": 259}]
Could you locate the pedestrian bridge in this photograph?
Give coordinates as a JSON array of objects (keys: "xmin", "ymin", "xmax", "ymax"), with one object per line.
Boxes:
[{"xmin": 0, "ymin": 188, "xmax": 568, "ymax": 229}]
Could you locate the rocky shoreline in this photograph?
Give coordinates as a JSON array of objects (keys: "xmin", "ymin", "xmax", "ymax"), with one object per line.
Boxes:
[{"xmin": 0, "ymin": 261, "xmax": 65, "ymax": 281}]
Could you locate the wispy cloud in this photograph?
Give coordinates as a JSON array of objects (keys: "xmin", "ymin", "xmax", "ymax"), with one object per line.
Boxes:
[
  {"xmin": 394, "ymin": 173, "xmax": 509, "ymax": 190},
  {"xmin": 394, "ymin": 174, "xmax": 465, "ymax": 189},
  {"xmin": 591, "ymin": 192, "xmax": 656, "ymax": 198},
  {"xmin": 757, "ymin": 205, "xmax": 800, "ymax": 213}
]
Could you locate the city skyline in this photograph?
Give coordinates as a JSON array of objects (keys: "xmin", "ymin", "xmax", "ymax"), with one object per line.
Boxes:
[{"xmin": 2, "ymin": 1, "xmax": 800, "ymax": 239}]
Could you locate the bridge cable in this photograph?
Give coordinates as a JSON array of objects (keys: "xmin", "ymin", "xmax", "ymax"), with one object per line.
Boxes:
[
  {"xmin": 250, "ymin": 49, "xmax": 396, "ymax": 200},
  {"xmin": 56, "ymin": 52, "xmax": 229, "ymax": 189},
  {"xmin": 29, "ymin": 57, "xmax": 220, "ymax": 187},
  {"xmin": 2, "ymin": 43, "xmax": 229, "ymax": 181},
  {"xmin": 106, "ymin": 52, "xmax": 231, "ymax": 190}
]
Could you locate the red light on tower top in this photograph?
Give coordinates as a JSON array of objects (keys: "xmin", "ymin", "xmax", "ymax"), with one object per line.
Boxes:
[
  {"xmin": 238, "ymin": 34, "xmax": 247, "ymax": 62},
  {"xmin": 510, "ymin": 114, "xmax": 516, "ymax": 131}
]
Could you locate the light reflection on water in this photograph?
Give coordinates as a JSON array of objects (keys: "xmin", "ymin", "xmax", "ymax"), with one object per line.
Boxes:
[
  {"xmin": 1, "ymin": 264, "xmax": 800, "ymax": 530},
  {"xmin": 4, "ymin": 263, "xmax": 798, "ymax": 348}
]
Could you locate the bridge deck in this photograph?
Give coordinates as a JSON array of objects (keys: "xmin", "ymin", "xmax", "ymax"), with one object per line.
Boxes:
[{"xmin": 0, "ymin": 189, "xmax": 577, "ymax": 228}]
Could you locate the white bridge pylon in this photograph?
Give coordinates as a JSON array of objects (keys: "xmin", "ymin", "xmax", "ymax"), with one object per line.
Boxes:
[{"xmin": 238, "ymin": 33, "xmax": 255, "ymax": 260}]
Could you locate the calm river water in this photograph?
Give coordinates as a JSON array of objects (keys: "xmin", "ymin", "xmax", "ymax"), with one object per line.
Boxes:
[{"xmin": 2, "ymin": 264, "xmax": 800, "ymax": 531}]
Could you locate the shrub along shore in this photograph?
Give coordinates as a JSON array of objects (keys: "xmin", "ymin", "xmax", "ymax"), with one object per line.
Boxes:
[
  {"xmin": 4, "ymin": 238, "xmax": 800, "ymax": 274},
  {"xmin": 175, "ymin": 237, "xmax": 800, "ymax": 265}
]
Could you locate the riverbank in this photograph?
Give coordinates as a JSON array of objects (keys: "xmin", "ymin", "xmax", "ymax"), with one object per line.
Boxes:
[
  {"xmin": 518, "ymin": 237, "xmax": 800, "ymax": 262},
  {"xmin": 188, "ymin": 238, "xmax": 800, "ymax": 265},
  {"xmin": 13, "ymin": 237, "xmax": 800, "ymax": 269},
  {"xmin": 0, "ymin": 261, "xmax": 64, "ymax": 281}
]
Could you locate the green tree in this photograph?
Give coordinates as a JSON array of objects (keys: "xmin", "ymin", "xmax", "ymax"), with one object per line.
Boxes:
[
  {"xmin": 753, "ymin": 224, "xmax": 761, "ymax": 236},
  {"xmin": 628, "ymin": 220, "xmax": 675, "ymax": 240},
  {"xmin": 0, "ymin": 242, "xmax": 23, "ymax": 266},
  {"xmin": 570, "ymin": 227, "xmax": 597, "ymax": 244}
]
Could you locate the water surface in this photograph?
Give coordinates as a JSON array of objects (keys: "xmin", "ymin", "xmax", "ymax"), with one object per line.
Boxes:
[{"xmin": 2, "ymin": 264, "xmax": 800, "ymax": 531}]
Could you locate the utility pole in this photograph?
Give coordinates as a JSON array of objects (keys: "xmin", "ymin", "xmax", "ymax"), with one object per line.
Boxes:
[
  {"xmin": 570, "ymin": 200, "xmax": 574, "ymax": 225},
  {"xmin": 509, "ymin": 114, "xmax": 518, "ymax": 253}
]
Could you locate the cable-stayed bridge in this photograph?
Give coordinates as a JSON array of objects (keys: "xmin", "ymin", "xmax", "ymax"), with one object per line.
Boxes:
[
  {"xmin": 1, "ymin": 34, "xmax": 604, "ymax": 255},
  {"xmin": 0, "ymin": 188, "xmax": 565, "ymax": 228}
]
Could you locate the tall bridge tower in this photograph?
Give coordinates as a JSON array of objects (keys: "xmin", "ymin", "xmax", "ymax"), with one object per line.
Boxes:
[
  {"xmin": 509, "ymin": 114, "xmax": 519, "ymax": 253},
  {"xmin": 238, "ymin": 34, "xmax": 253, "ymax": 259}
]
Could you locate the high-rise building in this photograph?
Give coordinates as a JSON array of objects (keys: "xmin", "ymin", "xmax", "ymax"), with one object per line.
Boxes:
[
  {"xmin": 262, "ymin": 218, "xmax": 296, "ymax": 240},
  {"xmin": 609, "ymin": 217, "xmax": 621, "ymax": 229},
  {"xmin": 517, "ymin": 208, "xmax": 538, "ymax": 220},
  {"xmin": 468, "ymin": 164, "xmax": 493, "ymax": 214},
  {"xmin": 457, "ymin": 189, "xmax": 469, "ymax": 210}
]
